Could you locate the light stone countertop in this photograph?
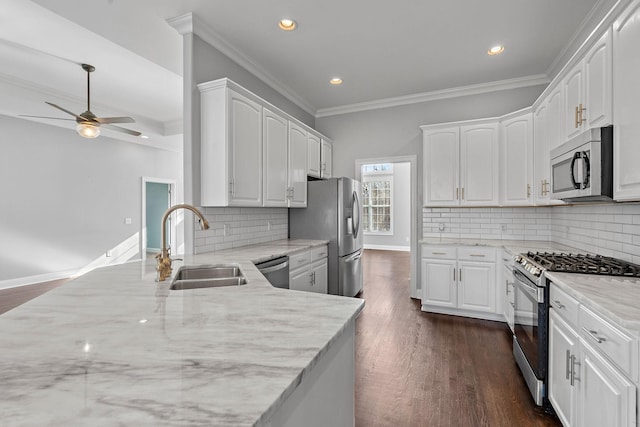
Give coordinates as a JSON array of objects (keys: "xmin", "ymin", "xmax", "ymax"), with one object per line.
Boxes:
[
  {"xmin": 419, "ymin": 238, "xmax": 580, "ymax": 257},
  {"xmin": 0, "ymin": 239, "xmax": 364, "ymax": 426}
]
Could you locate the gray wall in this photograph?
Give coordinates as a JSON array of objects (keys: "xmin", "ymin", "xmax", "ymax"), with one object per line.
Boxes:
[
  {"xmin": 363, "ymin": 162, "xmax": 411, "ymax": 250},
  {"xmin": 0, "ymin": 115, "xmax": 182, "ymax": 284},
  {"xmin": 316, "ymin": 85, "xmax": 547, "ymax": 180}
]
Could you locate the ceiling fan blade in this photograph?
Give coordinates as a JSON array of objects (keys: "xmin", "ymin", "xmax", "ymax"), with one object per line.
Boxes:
[
  {"xmin": 102, "ymin": 123, "xmax": 142, "ymax": 137},
  {"xmin": 94, "ymin": 116, "xmax": 135, "ymax": 124},
  {"xmin": 19, "ymin": 114, "xmax": 75, "ymax": 121},
  {"xmin": 45, "ymin": 102, "xmax": 85, "ymax": 121}
]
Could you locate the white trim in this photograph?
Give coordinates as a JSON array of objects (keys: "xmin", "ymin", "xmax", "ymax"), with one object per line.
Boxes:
[
  {"xmin": 317, "ymin": 75, "xmax": 550, "ymax": 118},
  {"xmin": 167, "ymin": 12, "xmax": 316, "ymax": 117},
  {"xmin": 355, "ymin": 155, "xmax": 419, "ymax": 299},
  {"xmin": 0, "ymin": 270, "xmax": 77, "ymax": 291},
  {"xmin": 364, "ymin": 244, "xmax": 410, "ymax": 252},
  {"xmin": 141, "ymin": 177, "xmax": 177, "ymax": 261}
]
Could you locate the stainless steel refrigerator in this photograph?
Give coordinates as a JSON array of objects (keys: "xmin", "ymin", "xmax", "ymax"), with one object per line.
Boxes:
[{"xmin": 289, "ymin": 177, "xmax": 363, "ymax": 297}]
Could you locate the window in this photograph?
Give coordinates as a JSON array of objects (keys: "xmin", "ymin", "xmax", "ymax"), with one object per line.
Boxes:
[{"xmin": 362, "ymin": 164, "xmax": 393, "ymax": 234}]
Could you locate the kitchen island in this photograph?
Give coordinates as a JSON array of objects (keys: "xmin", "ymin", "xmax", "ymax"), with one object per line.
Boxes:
[{"xmin": 0, "ymin": 239, "xmax": 364, "ymax": 426}]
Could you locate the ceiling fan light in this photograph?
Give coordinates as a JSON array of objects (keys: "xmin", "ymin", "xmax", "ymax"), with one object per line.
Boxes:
[{"xmin": 77, "ymin": 122, "xmax": 100, "ymax": 138}]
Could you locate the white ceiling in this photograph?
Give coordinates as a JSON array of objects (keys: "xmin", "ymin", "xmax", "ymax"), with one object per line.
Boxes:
[{"xmin": 0, "ymin": 0, "xmax": 613, "ymax": 147}]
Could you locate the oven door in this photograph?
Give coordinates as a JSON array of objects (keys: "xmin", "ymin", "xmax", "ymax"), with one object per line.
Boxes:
[{"xmin": 513, "ymin": 268, "xmax": 548, "ymax": 405}]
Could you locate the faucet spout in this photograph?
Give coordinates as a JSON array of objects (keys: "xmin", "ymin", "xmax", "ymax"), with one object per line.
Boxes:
[{"xmin": 156, "ymin": 204, "xmax": 209, "ymax": 282}]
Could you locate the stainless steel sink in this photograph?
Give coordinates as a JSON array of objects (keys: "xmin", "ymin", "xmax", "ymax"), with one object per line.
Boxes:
[{"xmin": 170, "ymin": 265, "xmax": 246, "ymax": 290}]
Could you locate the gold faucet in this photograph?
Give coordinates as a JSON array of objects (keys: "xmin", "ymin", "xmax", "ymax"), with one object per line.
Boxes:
[{"xmin": 156, "ymin": 204, "xmax": 210, "ymax": 282}]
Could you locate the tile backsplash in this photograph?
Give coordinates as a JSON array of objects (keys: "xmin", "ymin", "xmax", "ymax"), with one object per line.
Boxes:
[
  {"xmin": 194, "ymin": 207, "xmax": 288, "ymax": 254},
  {"xmin": 423, "ymin": 203, "xmax": 640, "ymax": 264}
]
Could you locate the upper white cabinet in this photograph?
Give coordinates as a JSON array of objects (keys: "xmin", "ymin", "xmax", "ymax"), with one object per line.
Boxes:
[
  {"xmin": 200, "ymin": 82, "xmax": 263, "ymax": 207},
  {"xmin": 563, "ymin": 29, "xmax": 612, "ymax": 141},
  {"xmin": 500, "ymin": 110, "xmax": 533, "ymax": 205},
  {"xmin": 288, "ymin": 122, "xmax": 308, "ymax": 208},
  {"xmin": 263, "ymin": 108, "xmax": 289, "ymax": 207},
  {"xmin": 321, "ymin": 139, "xmax": 333, "ymax": 179},
  {"xmin": 307, "ymin": 133, "xmax": 322, "ymax": 178},
  {"xmin": 613, "ymin": 0, "xmax": 640, "ymax": 201},
  {"xmin": 199, "ymin": 78, "xmax": 332, "ymax": 207},
  {"xmin": 422, "ymin": 120, "xmax": 499, "ymax": 207}
]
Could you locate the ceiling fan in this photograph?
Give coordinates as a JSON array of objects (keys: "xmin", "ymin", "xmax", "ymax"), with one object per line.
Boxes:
[{"xmin": 22, "ymin": 63, "xmax": 141, "ymax": 138}]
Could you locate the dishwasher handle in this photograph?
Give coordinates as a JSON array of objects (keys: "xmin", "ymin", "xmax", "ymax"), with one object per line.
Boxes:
[{"xmin": 259, "ymin": 261, "xmax": 289, "ymax": 274}]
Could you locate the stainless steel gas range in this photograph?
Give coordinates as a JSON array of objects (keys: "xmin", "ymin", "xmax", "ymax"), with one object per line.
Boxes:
[{"xmin": 512, "ymin": 251, "xmax": 640, "ymax": 408}]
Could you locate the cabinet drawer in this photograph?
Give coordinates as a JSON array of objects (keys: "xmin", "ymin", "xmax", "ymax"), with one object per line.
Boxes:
[
  {"xmin": 311, "ymin": 245, "xmax": 328, "ymax": 262},
  {"xmin": 550, "ymin": 284, "xmax": 579, "ymax": 327},
  {"xmin": 458, "ymin": 246, "xmax": 496, "ymax": 262},
  {"xmin": 422, "ymin": 246, "xmax": 456, "ymax": 260},
  {"xmin": 289, "ymin": 250, "xmax": 311, "ymax": 270},
  {"xmin": 579, "ymin": 305, "xmax": 636, "ymax": 378}
]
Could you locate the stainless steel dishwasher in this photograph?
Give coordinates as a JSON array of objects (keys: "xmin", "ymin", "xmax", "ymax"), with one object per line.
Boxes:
[{"xmin": 255, "ymin": 256, "xmax": 289, "ymax": 289}]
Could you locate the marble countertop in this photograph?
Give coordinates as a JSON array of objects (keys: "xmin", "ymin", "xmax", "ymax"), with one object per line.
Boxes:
[
  {"xmin": 546, "ymin": 271, "xmax": 640, "ymax": 333},
  {"xmin": 0, "ymin": 239, "xmax": 364, "ymax": 426},
  {"xmin": 419, "ymin": 238, "xmax": 580, "ymax": 257}
]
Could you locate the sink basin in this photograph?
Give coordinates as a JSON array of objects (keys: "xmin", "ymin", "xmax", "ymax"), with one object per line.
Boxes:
[{"xmin": 170, "ymin": 265, "xmax": 247, "ymax": 290}]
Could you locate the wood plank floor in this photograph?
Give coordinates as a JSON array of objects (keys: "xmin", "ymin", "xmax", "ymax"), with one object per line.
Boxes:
[{"xmin": 356, "ymin": 249, "xmax": 561, "ymax": 427}]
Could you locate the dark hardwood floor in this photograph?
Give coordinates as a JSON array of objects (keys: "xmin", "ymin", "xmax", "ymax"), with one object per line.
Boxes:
[{"xmin": 356, "ymin": 249, "xmax": 561, "ymax": 427}]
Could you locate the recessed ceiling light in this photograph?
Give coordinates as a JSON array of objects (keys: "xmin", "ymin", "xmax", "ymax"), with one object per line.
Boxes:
[
  {"xmin": 488, "ymin": 45, "xmax": 505, "ymax": 56},
  {"xmin": 329, "ymin": 77, "xmax": 343, "ymax": 85},
  {"xmin": 140, "ymin": 135, "xmax": 149, "ymax": 139},
  {"xmin": 278, "ymin": 18, "xmax": 297, "ymax": 31}
]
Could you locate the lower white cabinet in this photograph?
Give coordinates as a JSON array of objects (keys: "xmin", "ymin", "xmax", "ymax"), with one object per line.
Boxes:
[
  {"xmin": 548, "ymin": 284, "xmax": 637, "ymax": 427},
  {"xmin": 421, "ymin": 245, "xmax": 498, "ymax": 320},
  {"xmin": 289, "ymin": 246, "xmax": 328, "ymax": 294},
  {"xmin": 501, "ymin": 252, "xmax": 515, "ymax": 332}
]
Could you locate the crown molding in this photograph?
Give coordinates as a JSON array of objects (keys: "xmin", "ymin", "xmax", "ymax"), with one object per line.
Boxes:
[
  {"xmin": 316, "ymin": 74, "xmax": 550, "ymax": 118},
  {"xmin": 168, "ymin": 12, "xmax": 316, "ymax": 117}
]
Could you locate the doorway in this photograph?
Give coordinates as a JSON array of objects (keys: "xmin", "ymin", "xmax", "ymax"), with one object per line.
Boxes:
[
  {"xmin": 355, "ymin": 155, "xmax": 418, "ymax": 299},
  {"xmin": 142, "ymin": 177, "xmax": 177, "ymax": 260}
]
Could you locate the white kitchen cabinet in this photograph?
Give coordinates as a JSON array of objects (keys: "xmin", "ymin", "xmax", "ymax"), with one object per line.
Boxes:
[
  {"xmin": 288, "ymin": 122, "xmax": 308, "ymax": 208},
  {"xmin": 200, "ymin": 82, "xmax": 263, "ymax": 207},
  {"xmin": 321, "ymin": 139, "xmax": 333, "ymax": 179},
  {"xmin": 289, "ymin": 246, "xmax": 328, "ymax": 294},
  {"xmin": 549, "ymin": 308, "xmax": 579, "ymax": 427},
  {"xmin": 547, "ymin": 282, "xmax": 637, "ymax": 427},
  {"xmin": 421, "ymin": 245, "xmax": 498, "ymax": 320},
  {"xmin": 422, "ymin": 120, "xmax": 499, "ymax": 207},
  {"xmin": 500, "ymin": 110, "xmax": 533, "ymax": 205},
  {"xmin": 263, "ymin": 108, "xmax": 289, "ymax": 207},
  {"xmin": 613, "ymin": 0, "xmax": 640, "ymax": 201},
  {"xmin": 563, "ymin": 29, "xmax": 612, "ymax": 141},
  {"xmin": 307, "ymin": 132, "xmax": 322, "ymax": 178}
]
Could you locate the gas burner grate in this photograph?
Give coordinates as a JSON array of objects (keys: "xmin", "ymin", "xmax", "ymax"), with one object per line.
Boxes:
[{"xmin": 526, "ymin": 252, "xmax": 640, "ymax": 277}]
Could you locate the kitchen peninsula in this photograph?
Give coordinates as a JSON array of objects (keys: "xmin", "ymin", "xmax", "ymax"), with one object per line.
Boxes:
[{"xmin": 0, "ymin": 239, "xmax": 364, "ymax": 426}]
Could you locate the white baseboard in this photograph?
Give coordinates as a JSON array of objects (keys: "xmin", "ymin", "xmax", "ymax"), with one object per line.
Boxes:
[
  {"xmin": 363, "ymin": 244, "xmax": 410, "ymax": 252},
  {"xmin": 0, "ymin": 269, "xmax": 78, "ymax": 291}
]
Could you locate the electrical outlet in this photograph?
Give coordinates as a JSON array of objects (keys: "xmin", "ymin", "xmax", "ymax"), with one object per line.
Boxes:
[
  {"xmin": 438, "ymin": 223, "xmax": 445, "ymax": 232},
  {"xmin": 501, "ymin": 224, "xmax": 507, "ymax": 232},
  {"xmin": 124, "ymin": 218, "xmax": 132, "ymax": 225}
]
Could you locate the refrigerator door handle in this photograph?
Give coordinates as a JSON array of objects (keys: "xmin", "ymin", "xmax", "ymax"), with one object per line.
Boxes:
[{"xmin": 352, "ymin": 191, "xmax": 360, "ymax": 238}]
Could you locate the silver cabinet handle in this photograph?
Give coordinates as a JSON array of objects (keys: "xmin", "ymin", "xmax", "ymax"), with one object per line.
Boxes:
[
  {"xmin": 570, "ymin": 354, "xmax": 577, "ymax": 386},
  {"xmin": 453, "ymin": 269, "xmax": 456, "ymax": 282},
  {"xmin": 469, "ymin": 254, "xmax": 485, "ymax": 257},
  {"xmin": 432, "ymin": 251, "xmax": 446, "ymax": 255},
  {"xmin": 582, "ymin": 327, "xmax": 606, "ymax": 344},
  {"xmin": 565, "ymin": 350, "xmax": 571, "ymax": 380},
  {"xmin": 505, "ymin": 279, "xmax": 509, "ymax": 295},
  {"xmin": 459, "ymin": 268, "xmax": 462, "ymax": 281},
  {"xmin": 554, "ymin": 300, "xmax": 565, "ymax": 309}
]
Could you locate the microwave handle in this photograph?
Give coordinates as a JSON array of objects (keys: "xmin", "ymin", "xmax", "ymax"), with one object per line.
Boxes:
[{"xmin": 570, "ymin": 152, "xmax": 590, "ymax": 190}]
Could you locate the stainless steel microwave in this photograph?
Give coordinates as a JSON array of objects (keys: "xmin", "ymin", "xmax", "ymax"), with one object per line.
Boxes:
[{"xmin": 550, "ymin": 126, "xmax": 613, "ymax": 202}]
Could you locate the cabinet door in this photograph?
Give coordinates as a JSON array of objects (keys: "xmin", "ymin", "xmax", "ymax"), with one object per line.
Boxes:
[
  {"xmin": 533, "ymin": 102, "xmax": 550, "ymax": 205},
  {"xmin": 290, "ymin": 267, "xmax": 313, "ymax": 292},
  {"xmin": 501, "ymin": 113, "xmax": 533, "ymax": 205},
  {"xmin": 613, "ymin": 0, "xmax": 640, "ymax": 201},
  {"xmin": 501, "ymin": 264, "xmax": 515, "ymax": 331},
  {"xmin": 288, "ymin": 122, "xmax": 308, "ymax": 208},
  {"xmin": 457, "ymin": 261, "xmax": 495, "ymax": 313},
  {"xmin": 310, "ymin": 260, "xmax": 328, "ymax": 294},
  {"xmin": 321, "ymin": 140, "xmax": 332, "ymax": 179},
  {"xmin": 263, "ymin": 108, "xmax": 288, "ymax": 207},
  {"xmin": 547, "ymin": 85, "xmax": 564, "ymax": 150},
  {"xmin": 421, "ymin": 259, "xmax": 457, "ymax": 308},
  {"xmin": 423, "ymin": 127, "xmax": 460, "ymax": 206},
  {"xmin": 564, "ymin": 65, "xmax": 584, "ymax": 141},
  {"xmin": 584, "ymin": 29, "xmax": 612, "ymax": 129},
  {"xmin": 549, "ymin": 309, "xmax": 579, "ymax": 427},
  {"xmin": 459, "ymin": 123, "xmax": 499, "ymax": 205},
  {"xmin": 228, "ymin": 90, "xmax": 263, "ymax": 206},
  {"xmin": 578, "ymin": 341, "xmax": 636, "ymax": 427},
  {"xmin": 307, "ymin": 133, "xmax": 322, "ymax": 178}
]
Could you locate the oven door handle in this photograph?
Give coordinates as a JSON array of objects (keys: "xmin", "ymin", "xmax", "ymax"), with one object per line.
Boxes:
[{"xmin": 513, "ymin": 269, "xmax": 545, "ymax": 303}]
